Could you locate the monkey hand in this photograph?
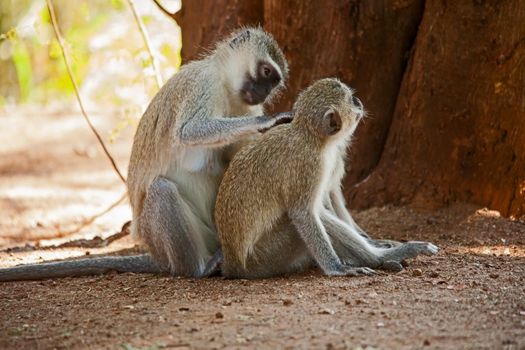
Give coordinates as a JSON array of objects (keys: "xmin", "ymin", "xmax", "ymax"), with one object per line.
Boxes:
[{"xmin": 258, "ymin": 111, "xmax": 294, "ymax": 133}]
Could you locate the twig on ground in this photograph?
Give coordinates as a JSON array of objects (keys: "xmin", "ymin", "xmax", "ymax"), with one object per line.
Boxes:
[
  {"xmin": 56, "ymin": 192, "xmax": 129, "ymax": 237},
  {"xmin": 127, "ymin": 0, "xmax": 163, "ymax": 89},
  {"xmin": 45, "ymin": 0, "xmax": 126, "ymax": 184}
]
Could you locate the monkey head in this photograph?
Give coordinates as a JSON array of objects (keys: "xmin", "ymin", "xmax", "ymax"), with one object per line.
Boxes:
[
  {"xmin": 217, "ymin": 27, "xmax": 289, "ymax": 106},
  {"xmin": 292, "ymin": 78, "xmax": 365, "ymax": 140}
]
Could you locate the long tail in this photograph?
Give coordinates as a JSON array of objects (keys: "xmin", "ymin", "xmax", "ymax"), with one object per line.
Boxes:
[{"xmin": 0, "ymin": 254, "xmax": 162, "ymax": 282}]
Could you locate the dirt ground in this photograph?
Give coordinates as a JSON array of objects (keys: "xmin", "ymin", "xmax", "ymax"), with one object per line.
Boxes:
[{"xmin": 0, "ymin": 108, "xmax": 524, "ymax": 350}]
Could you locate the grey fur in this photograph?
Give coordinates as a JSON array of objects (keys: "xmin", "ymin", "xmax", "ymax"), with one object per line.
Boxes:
[{"xmin": 0, "ymin": 255, "xmax": 160, "ymax": 282}]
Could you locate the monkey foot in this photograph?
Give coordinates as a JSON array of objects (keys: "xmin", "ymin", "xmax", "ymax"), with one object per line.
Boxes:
[{"xmin": 201, "ymin": 249, "xmax": 223, "ymax": 278}]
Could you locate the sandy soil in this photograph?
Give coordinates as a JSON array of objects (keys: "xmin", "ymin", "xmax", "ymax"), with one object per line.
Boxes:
[{"xmin": 0, "ymin": 107, "xmax": 524, "ymax": 350}]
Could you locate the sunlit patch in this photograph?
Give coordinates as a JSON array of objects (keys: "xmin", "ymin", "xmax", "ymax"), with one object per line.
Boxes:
[
  {"xmin": 0, "ymin": 236, "xmax": 137, "ymax": 268},
  {"xmin": 474, "ymin": 208, "xmax": 501, "ymax": 218},
  {"xmin": 453, "ymin": 245, "xmax": 525, "ymax": 257}
]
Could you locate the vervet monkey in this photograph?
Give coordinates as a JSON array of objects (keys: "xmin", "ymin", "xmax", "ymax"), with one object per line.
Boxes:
[
  {"xmin": 0, "ymin": 27, "xmax": 289, "ymax": 281},
  {"xmin": 215, "ymin": 78, "xmax": 439, "ymax": 279}
]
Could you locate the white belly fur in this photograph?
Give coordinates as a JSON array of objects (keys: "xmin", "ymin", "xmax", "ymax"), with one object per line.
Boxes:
[{"xmin": 166, "ymin": 146, "xmax": 224, "ymax": 230}]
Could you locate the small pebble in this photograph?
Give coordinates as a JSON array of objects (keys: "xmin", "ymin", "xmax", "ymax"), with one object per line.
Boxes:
[
  {"xmin": 318, "ymin": 308, "xmax": 335, "ymax": 315},
  {"xmin": 412, "ymin": 269, "xmax": 423, "ymax": 277}
]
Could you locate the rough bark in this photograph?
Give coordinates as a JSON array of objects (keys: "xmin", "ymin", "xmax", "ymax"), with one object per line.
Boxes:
[
  {"xmin": 177, "ymin": 0, "xmax": 525, "ymax": 218},
  {"xmin": 350, "ymin": 0, "xmax": 525, "ymax": 218},
  {"xmin": 264, "ymin": 0, "xmax": 424, "ymax": 184},
  {"xmin": 177, "ymin": 0, "xmax": 263, "ymax": 62}
]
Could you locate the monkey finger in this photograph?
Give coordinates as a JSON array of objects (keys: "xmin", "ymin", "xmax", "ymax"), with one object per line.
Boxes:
[
  {"xmin": 371, "ymin": 239, "xmax": 403, "ymax": 249},
  {"xmin": 343, "ymin": 267, "xmax": 376, "ymax": 276},
  {"xmin": 258, "ymin": 112, "xmax": 294, "ymax": 133},
  {"xmin": 406, "ymin": 241, "xmax": 440, "ymax": 256},
  {"xmin": 358, "ymin": 267, "xmax": 377, "ymax": 276}
]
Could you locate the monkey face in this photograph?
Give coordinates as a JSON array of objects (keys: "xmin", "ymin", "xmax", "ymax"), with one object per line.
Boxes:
[
  {"xmin": 331, "ymin": 90, "xmax": 365, "ymax": 138},
  {"xmin": 240, "ymin": 61, "xmax": 282, "ymax": 105}
]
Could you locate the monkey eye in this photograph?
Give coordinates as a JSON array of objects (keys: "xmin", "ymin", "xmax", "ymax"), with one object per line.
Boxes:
[{"xmin": 260, "ymin": 64, "xmax": 273, "ymax": 78}]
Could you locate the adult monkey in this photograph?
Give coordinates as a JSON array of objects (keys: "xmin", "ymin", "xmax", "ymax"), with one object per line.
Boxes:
[
  {"xmin": 0, "ymin": 27, "xmax": 290, "ymax": 281},
  {"xmin": 127, "ymin": 27, "xmax": 289, "ymax": 277}
]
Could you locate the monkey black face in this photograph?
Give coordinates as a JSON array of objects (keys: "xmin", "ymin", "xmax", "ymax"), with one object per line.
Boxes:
[{"xmin": 241, "ymin": 61, "xmax": 281, "ymax": 105}]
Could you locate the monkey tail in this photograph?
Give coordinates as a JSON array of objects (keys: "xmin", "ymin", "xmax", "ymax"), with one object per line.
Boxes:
[{"xmin": 0, "ymin": 254, "xmax": 162, "ymax": 282}]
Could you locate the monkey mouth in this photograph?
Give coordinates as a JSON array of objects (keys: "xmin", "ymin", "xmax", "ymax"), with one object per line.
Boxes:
[{"xmin": 241, "ymin": 89, "xmax": 267, "ymax": 105}]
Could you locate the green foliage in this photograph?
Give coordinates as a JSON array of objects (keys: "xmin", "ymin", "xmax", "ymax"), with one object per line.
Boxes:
[
  {"xmin": 141, "ymin": 15, "xmax": 152, "ymax": 25},
  {"xmin": 0, "ymin": 27, "xmax": 17, "ymax": 41},
  {"xmin": 1, "ymin": 0, "xmax": 181, "ymax": 110},
  {"xmin": 11, "ymin": 39, "xmax": 33, "ymax": 102},
  {"xmin": 110, "ymin": 0, "xmax": 126, "ymax": 11}
]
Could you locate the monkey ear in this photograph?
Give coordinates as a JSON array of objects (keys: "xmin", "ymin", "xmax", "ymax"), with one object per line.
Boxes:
[{"xmin": 320, "ymin": 109, "xmax": 342, "ymax": 136}]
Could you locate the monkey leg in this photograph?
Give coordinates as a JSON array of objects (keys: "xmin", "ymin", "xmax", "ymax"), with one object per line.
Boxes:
[
  {"xmin": 322, "ymin": 211, "xmax": 438, "ymax": 270},
  {"xmin": 321, "ymin": 211, "xmax": 382, "ymax": 269},
  {"xmin": 325, "ymin": 191, "xmax": 400, "ymax": 249},
  {"xmin": 223, "ymin": 218, "xmax": 312, "ymax": 279},
  {"xmin": 139, "ymin": 176, "xmax": 218, "ymax": 277}
]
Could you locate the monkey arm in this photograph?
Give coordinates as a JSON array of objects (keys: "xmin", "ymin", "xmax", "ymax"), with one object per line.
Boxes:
[
  {"xmin": 289, "ymin": 208, "xmax": 345, "ymax": 275},
  {"xmin": 179, "ymin": 114, "xmax": 283, "ymax": 147}
]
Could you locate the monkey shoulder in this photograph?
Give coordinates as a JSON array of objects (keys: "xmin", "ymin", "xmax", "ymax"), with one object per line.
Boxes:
[{"xmin": 228, "ymin": 127, "xmax": 322, "ymax": 204}]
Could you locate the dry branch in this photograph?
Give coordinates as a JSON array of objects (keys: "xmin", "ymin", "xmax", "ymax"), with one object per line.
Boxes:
[
  {"xmin": 45, "ymin": 0, "xmax": 126, "ymax": 184},
  {"xmin": 56, "ymin": 192, "xmax": 129, "ymax": 237},
  {"xmin": 127, "ymin": 0, "xmax": 163, "ymax": 89}
]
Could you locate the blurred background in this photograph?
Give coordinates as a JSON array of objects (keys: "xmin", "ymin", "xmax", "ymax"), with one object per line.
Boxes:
[
  {"xmin": 0, "ymin": 0, "xmax": 180, "ymax": 108},
  {"xmin": 0, "ymin": 0, "xmax": 181, "ymax": 253},
  {"xmin": 0, "ymin": 0, "xmax": 523, "ymax": 256}
]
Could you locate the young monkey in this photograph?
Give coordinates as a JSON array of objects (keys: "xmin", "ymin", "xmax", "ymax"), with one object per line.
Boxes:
[{"xmin": 215, "ymin": 78, "xmax": 439, "ymax": 279}]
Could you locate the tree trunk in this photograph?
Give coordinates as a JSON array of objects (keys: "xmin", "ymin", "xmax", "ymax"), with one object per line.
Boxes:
[
  {"xmin": 177, "ymin": 0, "xmax": 263, "ymax": 62},
  {"xmin": 349, "ymin": 0, "xmax": 525, "ymax": 218},
  {"xmin": 177, "ymin": 0, "xmax": 525, "ymax": 219},
  {"xmin": 264, "ymin": 0, "xmax": 424, "ymax": 185}
]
